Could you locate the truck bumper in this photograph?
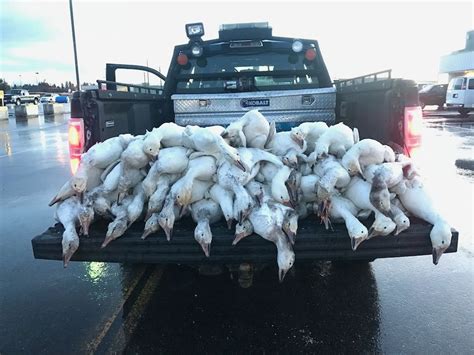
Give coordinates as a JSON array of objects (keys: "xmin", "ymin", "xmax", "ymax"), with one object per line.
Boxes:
[{"xmin": 31, "ymin": 218, "xmax": 458, "ymax": 264}]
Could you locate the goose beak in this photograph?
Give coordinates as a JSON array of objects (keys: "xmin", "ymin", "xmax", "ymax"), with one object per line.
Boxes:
[
  {"xmin": 221, "ymin": 131, "xmax": 229, "ymax": 138},
  {"xmin": 101, "ymin": 235, "xmax": 114, "ymax": 248},
  {"xmin": 284, "ymin": 230, "xmax": 296, "ymax": 245},
  {"xmin": 282, "ymin": 200, "xmax": 294, "ymax": 209},
  {"xmin": 233, "ymin": 232, "xmax": 247, "ymax": 246},
  {"xmin": 351, "ymin": 237, "xmax": 365, "ymax": 251},
  {"xmin": 179, "ymin": 205, "xmax": 186, "ymax": 218},
  {"xmin": 163, "ymin": 226, "xmax": 173, "ymax": 241},
  {"xmin": 234, "ymin": 159, "xmax": 246, "ymax": 172},
  {"xmin": 141, "ymin": 228, "xmax": 153, "ymax": 240},
  {"xmin": 367, "ymin": 226, "xmax": 378, "ymax": 239},
  {"xmin": 200, "ymin": 242, "xmax": 211, "ymax": 257},
  {"xmin": 62, "ymin": 250, "xmax": 75, "ymax": 268},
  {"xmin": 432, "ymin": 246, "xmax": 447, "ymax": 265},
  {"xmin": 278, "ymin": 268, "xmax": 288, "ymax": 283}
]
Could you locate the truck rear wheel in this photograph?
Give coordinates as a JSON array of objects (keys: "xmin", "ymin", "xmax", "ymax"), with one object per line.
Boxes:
[
  {"xmin": 15, "ymin": 98, "xmax": 21, "ymax": 106},
  {"xmin": 33, "ymin": 97, "xmax": 39, "ymax": 105}
]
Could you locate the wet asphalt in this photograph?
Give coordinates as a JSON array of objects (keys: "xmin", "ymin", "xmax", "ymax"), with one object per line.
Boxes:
[{"xmin": 0, "ymin": 109, "xmax": 473, "ymax": 353}]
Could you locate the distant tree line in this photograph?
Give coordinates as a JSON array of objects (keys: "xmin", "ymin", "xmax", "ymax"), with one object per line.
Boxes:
[{"xmin": 0, "ymin": 79, "xmax": 95, "ymax": 93}]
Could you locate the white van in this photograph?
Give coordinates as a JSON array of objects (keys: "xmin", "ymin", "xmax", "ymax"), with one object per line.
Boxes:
[{"xmin": 446, "ymin": 76, "xmax": 474, "ymax": 116}]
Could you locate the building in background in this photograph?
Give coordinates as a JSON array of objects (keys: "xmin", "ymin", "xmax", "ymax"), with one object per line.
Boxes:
[{"xmin": 439, "ymin": 30, "xmax": 474, "ymax": 81}]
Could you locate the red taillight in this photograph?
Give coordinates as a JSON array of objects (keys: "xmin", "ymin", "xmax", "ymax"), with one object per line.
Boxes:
[
  {"xmin": 305, "ymin": 48, "xmax": 317, "ymax": 61},
  {"xmin": 68, "ymin": 118, "xmax": 84, "ymax": 174},
  {"xmin": 177, "ymin": 52, "xmax": 188, "ymax": 66},
  {"xmin": 404, "ymin": 106, "xmax": 423, "ymax": 157}
]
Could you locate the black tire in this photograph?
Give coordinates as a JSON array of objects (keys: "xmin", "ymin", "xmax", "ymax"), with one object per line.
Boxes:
[
  {"xmin": 33, "ymin": 97, "xmax": 39, "ymax": 105},
  {"xmin": 15, "ymin": 98, "xmax": 21, "ymax": 106},
  {"xmin": 458, "ymin": 108, "xmax": 470, "ymax": 118}
]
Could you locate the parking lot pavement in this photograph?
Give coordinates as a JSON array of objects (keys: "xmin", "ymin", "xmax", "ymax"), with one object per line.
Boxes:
[{"xmin": 0, "ymin": 115, "xmax": 473, "ymax": 353}]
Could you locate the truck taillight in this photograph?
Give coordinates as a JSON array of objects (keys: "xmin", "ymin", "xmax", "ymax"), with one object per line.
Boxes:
[
  {"xmin": 68, "ymin": 118, "xmax": 84, "ymax": 174},
  {"xmin": 404, "ymin": 106, "xmax": 423, "ymax": 157}
]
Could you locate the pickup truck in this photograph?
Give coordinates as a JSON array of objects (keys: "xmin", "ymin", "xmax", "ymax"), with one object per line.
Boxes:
[
  {"xmin": 4, "ymin": 89, "xmax": 40, "ymax": 106},
  {"xmin": 32, "ymin": 22, "xmax": 458, "ymax": 267}
]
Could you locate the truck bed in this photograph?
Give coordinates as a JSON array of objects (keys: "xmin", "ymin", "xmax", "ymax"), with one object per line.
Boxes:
[{"xmin": 32, "ymin": 218, "xmax": 458, "ymax": 264}]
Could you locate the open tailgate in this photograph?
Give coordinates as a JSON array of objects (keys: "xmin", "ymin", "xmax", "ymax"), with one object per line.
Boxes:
[{"xmin": 31, "ymin": 218, "xmax": 458, "ymax": 264}]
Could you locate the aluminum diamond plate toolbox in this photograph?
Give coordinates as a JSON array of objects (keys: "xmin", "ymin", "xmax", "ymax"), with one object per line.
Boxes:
[{"xmin": 173, "ymin": 87, "xmax": 336, "ymax": 126}]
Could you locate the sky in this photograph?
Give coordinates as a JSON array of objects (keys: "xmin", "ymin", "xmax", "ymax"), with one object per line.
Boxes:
[{"xmin": 0, "ymin": 0, "xmax": 473, "ymax": 87}]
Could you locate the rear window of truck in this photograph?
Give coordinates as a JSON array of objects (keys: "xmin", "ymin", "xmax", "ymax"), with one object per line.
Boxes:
[{"xmin": 176, "ymin": 51, "xmax": 322, "ymax": 93}]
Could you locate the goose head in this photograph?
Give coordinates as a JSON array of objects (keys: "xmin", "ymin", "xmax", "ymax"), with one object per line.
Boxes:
[
  {"xmin": 62, "ymin": 229, "xmax": 79, "ymax": 267},
  {"xmin": 369, "ymin": 176, "xmax": 391, "ymax": 216},
  {"xmin": 290, "ymin": 127, "xmax": 305, "ymax": 149},
  {"xmin": 233, "ymin": 219, "xmax": 254, "ymax": 246},
  {"xmin": 220, "ymin": 144, "xmax": 246, "ymax": 172},
  {"xmin": 246, "ymin": 181, "xmax": 264, "ymax": 206},
  {"xmin": 272, "ymin": 166, "xmax": 293, "ymax": 207},
  {"xmin": 142, "ymin": 135, "xmax": 161, "ymax": 160},
  {"xmin": 393, "ymin": 213, "xmax": 410, "ymax": 236},
  {"xmin": 158, "ymin": 206, "xmax": 175, "ymax": 241},
  {"xmin": 221, "ymin": 127, "xmax": 246, "ymax": 148},
  {"xmin": 283, "ymin": 211, "xmax": 298, "ymax": 245},
  {"xmin": 341, "ymin": 154, "xmax": 362, "ymax": 176},
  {"xmin": 174, "ymin": 181, "xmax": 193, "ymax": 208},
  {"xmin": 347, "ymin": 223, "xmax": 369, "ymax": 251},
  {"xmin": 102, "ymin": 218, "xmax": 128, "ymax": 248},
  {"xmin": 71, "ymin": 176, "xmax": 87, "ymax": 194},
  {"xmin": 430, "ymin": 220, "xmax": 452, "ymax": 265},
  {"xmin": 277, "ymin": 242, "xmax": 295, "ymax": 282},
  {"xmin": 142, "ymin": 214, "xmax": 160, "ymax": 239},
  {"xmin": 194, "ymin": 221, "xmax": 212, "ymax": 257},
  {"xmin": 368, "ymin": 215, "xmax": 396, "ymax": 238}
]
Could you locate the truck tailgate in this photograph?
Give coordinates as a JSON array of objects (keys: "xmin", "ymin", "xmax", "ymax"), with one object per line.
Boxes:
[{"xmin": 32, "ymin": 218, "xmax": 458, "ymax": 264}]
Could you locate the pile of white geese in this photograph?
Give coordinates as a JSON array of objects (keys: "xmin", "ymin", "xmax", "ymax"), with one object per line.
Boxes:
[{"xmin": 50, "ymin": 110, "xmax": 452, "ymax": 280}]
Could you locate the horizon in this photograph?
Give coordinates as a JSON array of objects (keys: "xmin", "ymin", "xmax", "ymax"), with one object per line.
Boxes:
[{"xmin": 1, "ymin": 0, "xmax": 473, "ymax": 86}]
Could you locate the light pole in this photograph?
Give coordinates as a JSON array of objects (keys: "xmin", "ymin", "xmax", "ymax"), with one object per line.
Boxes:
[
  {"xmin": 35, "ymin": 72, "xmax": 39, "ymax": 86},
  {"xmin": 69, "ymin": 0, "xmax": 80, "ymax": 91},
  {"xmin": 19, "ymin": 74, "xmax": 22, "ymax": 87}
]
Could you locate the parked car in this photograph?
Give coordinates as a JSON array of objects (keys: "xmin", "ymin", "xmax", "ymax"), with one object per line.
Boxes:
[
  {"xmin": 40, "ymin": 94, "xmax": 59, "ymax": 103},
  {"xmin": 4, "ymin": 89, "xmax": 40, "ymax": 105},
  {"xmin": 418, "ymin": 84, "xmax": 447, "ymax": 110},
  {"xmin": 446, "ymin": 75, "xmax": 474, "ymax": 117},
  {"xmin": 55, "ymin": 95, "xmax": 69, "ymax": 103}
]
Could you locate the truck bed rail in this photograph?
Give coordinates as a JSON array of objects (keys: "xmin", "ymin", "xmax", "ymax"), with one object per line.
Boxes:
[{"xmin": 32, "ymin": 218, "xmax": 458, "ymax": 265}]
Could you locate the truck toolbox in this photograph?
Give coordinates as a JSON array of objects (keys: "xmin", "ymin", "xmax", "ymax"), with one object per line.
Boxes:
[{"xmin": 32, "ymin": 218, "xmax": 458, "ymax": 264}]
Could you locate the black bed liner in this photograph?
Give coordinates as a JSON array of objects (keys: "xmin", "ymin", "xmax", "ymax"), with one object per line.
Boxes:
[{"xmin": 31, "ymin": 217, "xmax": 458, "ymax": 264}]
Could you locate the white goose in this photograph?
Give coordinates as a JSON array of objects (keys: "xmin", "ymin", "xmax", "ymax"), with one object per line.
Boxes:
[
  {"xmin": 294, "ymin": 121, "xmax": 328, "ymax": 154},
  {"xmin": 341, "ymin": 139, "xmax": 395, "ymax": 176},
  {"xmin": 313, "ymin": 155, "xmax": 351, "ymax": 198},
  {"xmin": 145, "ymin": 173, "xmax": 180, "ymax": 220},
  {"xmin": 344, "ymin": 177, "xmax": 396, "ymax": 238},
  {"xmin": 127, "ymin": 183, "xmax": 146, "ymax": 225},
  {"xmin": 389, "ymin": 199, "xmax": 410, "ymax": 236},
  {"xmin": 221, "ymin": 109, "xmax": 271, "ymax": 149},
  {"xmin": 142, "ymin": 147, "xmax": 191, "ymax": 197},
  {"xmin": 86, "ymin": 134, "xmax": 134, "ymax": 168},
  {"xmin": 182, "ymin": 126, "xmax": 245, "ymax": 171},
  {"xmin": 190, "ymin": 198, "xmax": 223, "ymax": 257},
  {"xmin": 209, "ymin": 183, "xmax": 235, "ymax": 229},
  {"xmin": 141, "ymin": 213, "xmax": 161, "ymax": 239},
  {"xmin": 171, "ymin": 155, "xmax": 217, "ymax": 208},
  {"xmin": 77, "ymin": 196, "xmax": 95, "ymax": 237},
  {"xmin": 267, "ymin": 129, "xmax": 307, "ymax": 157},
  {"xmin": 102, "ymin": 195, "xmax": 134, "ymax": 247},
  {"xmin": 397, "ymin": 177, "xmax": 452, "ymax": 264},
  {"xmin": 158, "ymin": 195, "xmax": 185, "ymax": 241},
  {"xmin": 143, "ymin": 122, "xmax": 186, "ymax": 150},
  {"xmin": 234, "ymin": 203, "xmax": 295, "ymax": 282},
  {"xmin": 55, "ymin": 197, "xmax": 81, "ymax": 267},
  {"xmin": 310, "ymin": 122, "xmax": 356, "ymax": 161},
  {"xmin": 329, "ymin": 195, "xmax": 369, "ymax": 251}
]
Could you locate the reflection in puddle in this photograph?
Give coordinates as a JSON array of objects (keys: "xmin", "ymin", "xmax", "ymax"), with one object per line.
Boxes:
[{"xmin": 85, "ymin": 262, "xmax": 108, "ymax": 284}]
